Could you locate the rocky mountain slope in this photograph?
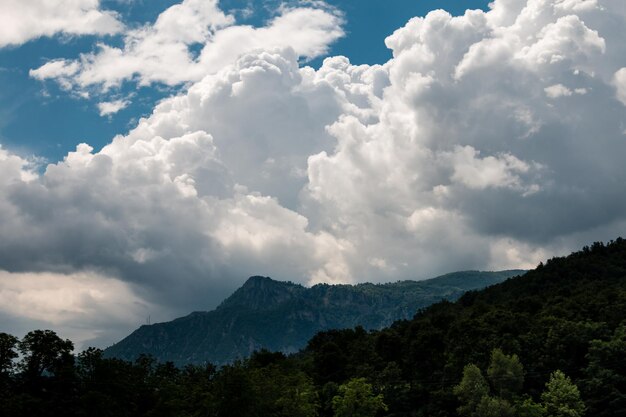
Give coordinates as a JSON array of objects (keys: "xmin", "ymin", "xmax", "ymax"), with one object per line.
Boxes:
[{"xmin": 104, "ymin": 270, "xmax": 524, "ymax": 365}]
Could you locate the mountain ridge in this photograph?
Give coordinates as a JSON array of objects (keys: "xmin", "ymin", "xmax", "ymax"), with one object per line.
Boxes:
[{"xmin": 104, "ymin": 269, "xmax": 525, "ymax": 365}]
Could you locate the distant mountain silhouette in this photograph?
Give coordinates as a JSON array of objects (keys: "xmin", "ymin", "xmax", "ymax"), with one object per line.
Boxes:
[{"xmin": 104, "ymin": 270, "xmax": 524, "ymax": 365}]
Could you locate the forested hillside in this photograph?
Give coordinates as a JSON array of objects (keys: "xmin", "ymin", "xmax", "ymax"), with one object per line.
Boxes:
[
  {"xmin": 1, "ymin": 239, "xmax": 625, "ymax": 417},
  {"xmin": 303, "ymin": 238, "xmax": 626, "ymax": 416}
]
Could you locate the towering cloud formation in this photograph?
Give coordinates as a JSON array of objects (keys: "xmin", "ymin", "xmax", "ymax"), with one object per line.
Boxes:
[{"xmin": 1, "ymin": 0, "xmax": 626, "ymax": 346}]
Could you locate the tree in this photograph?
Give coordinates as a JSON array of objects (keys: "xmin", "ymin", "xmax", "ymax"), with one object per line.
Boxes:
[
  {"xmin": 313, "ymin": 341, "xmax": 347, "ymax": 384},
  {"xmin": 454, "ymin": 364, "xmax": 490, "ymax": 417},
  {"xmin": 517, "ymin": 397, "xmax": 546, "ymax": 417},
  {"xmin": 211, "ymin": 364, "xmax": 259, "ymax": 417},
  {"xmin": 77, "ymin": 347, "xmax": 103, "ymax": 383},
  {"xmin": 583, "ymin": 324, "xmax": 626, "ymax": 417},
  {"xmin": 18, "ymin": 330, "xmax": 74, "ymax": 380},
  {"xmin": 332, "ymin": 377, "xmax": 387, "ymax": 417},
  {"xmin": 541, "ymin": 370, "xmax": 585, "ymax": 417},
  {"xmin": 274, "ymin": 371, "xmax": 319, "ymax": 417},
  {"xmin": 487, "ymin": 348, "xmax": 524, "ymax": 400},
  {"xmin": 475, "ymin": 395, "xmax": 515, "ymax": 417},
  {"xmin": 0, "ymin": 333, "xmax": 18, "ymax": 376},
  {"xmin": 0, "ymin": 332, "xmax": 19, "ymax": 412}
]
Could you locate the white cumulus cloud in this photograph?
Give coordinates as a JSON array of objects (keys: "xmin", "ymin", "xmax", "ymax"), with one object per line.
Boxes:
[
  {"xmin": 614, "ymin": 67, "xmax": 626, "ymax": 106},
  {"xmin": 0, "ymin": 0, "xmax": 123, "ymax": 48},
  {"xmin": 30, "ymin": 0, "xmax": 344, "ymax": 95},
  {"xmin": 97, "ymin": 99, "xmax": 131, "ymax": 116}
]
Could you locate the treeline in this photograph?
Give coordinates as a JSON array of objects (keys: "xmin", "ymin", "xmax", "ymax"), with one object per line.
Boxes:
[{"xmin": 1, "ymin": 238, "xmax": 626, "ymax": 416}]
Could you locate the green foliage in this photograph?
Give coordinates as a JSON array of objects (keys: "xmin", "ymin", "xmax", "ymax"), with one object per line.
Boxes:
[
  {"xmin": 487, "ymin": 349, "xmax": 524, "ymax": 400},
  {"xmin": 454, "ymin": 364, "xmax": 489, "ymax": 416},
  {"xmin": 455, "ymin": 350, "xmax": 524, "ymax": 417},
  {"xmin": 272, "ymin": 371, "xmax": 319, "ymax": 417},
  {"xmin": 475, "ymin": 395, "xmax": 515, "ymax": 417},
  {"xmin": 541, "ymin": 371, "xmax": 586, "ymax": 417},
  {"xmin": 582, "ymin": 323, "xmax": 626, "ymax": 416},
  {"xmin": 517, "ymin": 397, "xmax": 546, "ymax": 417},
  {"xmin": 313, "ymin": 341, "xmax": 347, "ymax": 384},
  {"xmin": 331, "ymin": 377, "xmax": 387, "ymax": 417}
]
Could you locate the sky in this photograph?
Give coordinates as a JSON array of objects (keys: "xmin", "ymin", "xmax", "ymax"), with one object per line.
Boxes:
[{"xmin": 0, "ymin": 0, "xmax": 625, "ymax": 349}]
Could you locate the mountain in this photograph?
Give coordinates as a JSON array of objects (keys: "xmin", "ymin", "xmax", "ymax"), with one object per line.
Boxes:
[{"xmin": 104, "ymin": 270, "xmax": 524, "ymax": 365}]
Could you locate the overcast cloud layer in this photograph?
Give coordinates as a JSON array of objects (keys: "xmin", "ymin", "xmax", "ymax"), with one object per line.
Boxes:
[{"xmin": 1, "ymin": 0, "xmax": 626, "ymax": 348}]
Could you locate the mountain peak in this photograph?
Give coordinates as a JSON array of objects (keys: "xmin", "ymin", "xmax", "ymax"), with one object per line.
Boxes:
[
  {"xmin": 217, "ymin": 276, "xmax": 304, "ymax": 311},
  {"xmin": 242, "ymin": 275, "xmax": 277, "ymax": 287}
]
